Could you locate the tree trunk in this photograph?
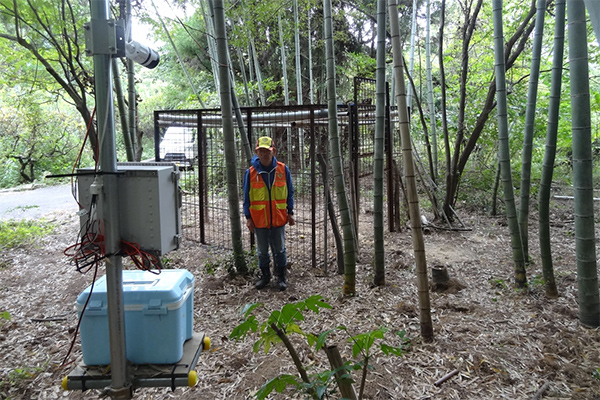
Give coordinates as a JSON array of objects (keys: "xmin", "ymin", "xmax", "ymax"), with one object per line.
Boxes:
[
  {"xmin": 567, "ymin": 0, "xmax": 600, "ymax": 327},
  {"xmin": 237, "ymin": 49, "xmax": 251, "ymax": 106},
  {"xmin": 518, "ymin": 0, "xmax": 546, "ymax": 262},
  {"xmin": 294, "ymin": 0, "xmax": 306, "ymax": 170},
  {"xmin": 214, "ymin": 0, "xmax": 247, "ymax": 275},
  {"xmin": 250, "ymin": 37, "xmax": 266, "ymax": 106},
  {"xmin": 587, "ymin": 1, "xmax": 600, "ymax": 46},
  {"xmin": 308, "ymin": 8, "xmax": 315, "ymax": 104},
  {"xmin": 208, "ymin": 0, "xmax": 252, "ymax": 163},
  {"xmin": 112, "ymin": 58, "xmax": 134, "ymax": 162},
  {"xmin": 323, "ymin": 0, "xmax": 357, "ymax": 296},
  {"xmin": 443, "ymin": 1, "xmax": 537, "ymax": 218},
  {"xmin": 389, "ymin": 0, "xmax": 434, "ymax": 343},
  {"xmin": 278, "ymin": 13, "xmax": 290, "ymax": 105},
  {"xmin": 324, "ymin": 345, "xmax": 357, "ymax": 400},
  {"xmin": 538, "ymin": 0, "xmax": 564, "ymax": 299},
  {"xmin": 438, "ymin": 0, "xmax": 451, "ymax": 214},
  {"xmin": 491, "ymin": 160, "xmax": 500, "ymax": 216},
  {"xmin": 373, "ymin": 0, "xmax": 386, "ymax": 287},
  {"xmin": 425, "ymin": 0, "xmax": 437, "ymax": 182},
  {"xmin": 406, "ymin": 0, "xmax": 418, "ymax": 114},
  {"xmin": 492, "ymin": 0, "xmax": 527, "ymax": 288},
  {"xmin": 294, "ymin": 0, "xmax": 303, "ymax": 105},
  {"xmin": 125, "ymin": 0, "xmax": 139, "ymax": 162},
  {"xmin": 317, "ymin": 154, "xmax": 345, "ymax": 275},
  {"xmin": 445, "ymin": 0, "xmax": 484, "ymax": 219},
  {"xmin": 200, "ymin": 0, "xmax": 221, "ymax": 94}
]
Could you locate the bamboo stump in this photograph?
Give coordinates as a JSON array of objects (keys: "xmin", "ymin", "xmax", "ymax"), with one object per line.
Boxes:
[
  {"xmin": 431, "ymin": 265, "xmax": 466, "ymax": 293},
  {"xmin": 432, "ymin": 265, "xmax": 450, "ymax": 290}
]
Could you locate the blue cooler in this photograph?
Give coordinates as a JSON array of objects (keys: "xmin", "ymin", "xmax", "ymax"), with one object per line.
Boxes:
[{"xmin": 76, "ymin": 269, "xmax": 194, "ymax": 365}]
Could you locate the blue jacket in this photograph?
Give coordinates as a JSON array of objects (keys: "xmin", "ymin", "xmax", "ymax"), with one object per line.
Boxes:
[{"xmin": 243, "ymin": 155, "xmax": 294, "ymax": 221}]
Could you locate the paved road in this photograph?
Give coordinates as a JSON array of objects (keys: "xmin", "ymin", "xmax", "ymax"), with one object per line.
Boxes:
[{"xmin": 0, "ymin": 184, "xmax": 78, "ymax": 221}]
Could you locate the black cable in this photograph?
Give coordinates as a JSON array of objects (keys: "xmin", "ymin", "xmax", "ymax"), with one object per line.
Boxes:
[{"xmin": 60, "ymin": 260, "xmax": 99, "ymax": 369}]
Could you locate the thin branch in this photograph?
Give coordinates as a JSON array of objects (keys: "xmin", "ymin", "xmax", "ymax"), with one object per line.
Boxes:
[
  {"xmin": 269, "ymin": 322, "xmax": 318, "ymax": 400},
  {"xmin": 530, "ymin": 381, "xmax": 551, "ymax": 400},
  {"xmin": 434, "ymin": 369, "xmax": 459, "ymax": 386}
]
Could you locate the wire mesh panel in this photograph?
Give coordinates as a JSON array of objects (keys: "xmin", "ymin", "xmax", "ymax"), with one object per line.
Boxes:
[
  {"xmin": 351, "ymin": 77, "xmax": 378, "ymax": 234},
  {"xmin": 155, "ymin": 106, "xmax": 340, "ymax": 270},
  {"xmin": 244, "ymin": 106, "xmax": 330, "ymax": 269},
  {"xmin": 153, "ymin": 110, "xmax": 202, "ymax": 243},
  {"xmin": 154, "ymin": 88, "xmax": 394, "ymax": 271}
]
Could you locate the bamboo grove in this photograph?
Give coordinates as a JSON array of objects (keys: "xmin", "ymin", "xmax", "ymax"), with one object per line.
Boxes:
[{"xmin": 2, "ymin": 0, "xmax": 600, "ymax": 332}]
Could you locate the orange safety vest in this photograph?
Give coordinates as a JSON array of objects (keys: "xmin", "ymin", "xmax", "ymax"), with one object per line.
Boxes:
[{"xmin": 248, "ymin": 162, "xmax": 289, "ymax": 228}]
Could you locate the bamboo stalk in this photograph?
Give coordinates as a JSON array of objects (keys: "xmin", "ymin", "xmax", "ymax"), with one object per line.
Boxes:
[{"xmin": 324, "ymin": 345, "xmax": 357, "ymax": 400}]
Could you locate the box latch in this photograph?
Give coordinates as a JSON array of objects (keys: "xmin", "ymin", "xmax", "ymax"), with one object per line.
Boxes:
[
  {"xmin": 84, "ymin": 300, "xmax": 106, "ymax": 316},
  {"xmin": 143, "ymin": 298, "xmax": 167, "ymax": 315}
]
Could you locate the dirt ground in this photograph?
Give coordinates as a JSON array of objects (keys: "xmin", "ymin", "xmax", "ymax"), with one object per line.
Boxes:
[{"xmin": 1, "ymin": 199, "xmax": 600, "ymax": 400}]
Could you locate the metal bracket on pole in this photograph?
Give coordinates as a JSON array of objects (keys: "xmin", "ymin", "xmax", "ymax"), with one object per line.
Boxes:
[
  {"xmin": 83, "ymin": 18, "xmax": 125, "ymax": 57},
  {"xmin": 101, "ymin": 385, "xmax": 134, "ymax": 399}
]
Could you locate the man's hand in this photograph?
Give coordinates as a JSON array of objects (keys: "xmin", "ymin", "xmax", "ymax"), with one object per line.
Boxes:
[
  {"xmin": 288, "ymin": 215, "xmax": 295, "ymax": 226},
  {"xmin": 246, "ymin": 218, "xmax": 255, "ymax": 233}
]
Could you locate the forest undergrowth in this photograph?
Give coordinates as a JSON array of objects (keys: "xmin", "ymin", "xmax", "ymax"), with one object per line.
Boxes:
[{"xmin": 1, "ymin": 197, "xmax": 599, "ymax": 400}]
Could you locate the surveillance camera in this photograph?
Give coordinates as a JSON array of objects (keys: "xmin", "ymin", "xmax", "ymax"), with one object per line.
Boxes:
[{"xmin": 125, "ymin": 41, "xmax": 160, "ymax": 69}]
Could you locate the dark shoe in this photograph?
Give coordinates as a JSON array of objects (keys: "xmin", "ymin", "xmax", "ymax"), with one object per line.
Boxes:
[
  {"xmin": 255, "ymin": 266, "xmax": 271, "ymax": 289},
  {"xmin": 277, "ymin": 278, "xmax": 287, "ymax": 291},
  {"xmin": 255, "ymin": 275, "xmax": 271, "ymax": 289},
  {"xmin": 275, "ymin": 265, "xmax": 287, "ymax": 291}
]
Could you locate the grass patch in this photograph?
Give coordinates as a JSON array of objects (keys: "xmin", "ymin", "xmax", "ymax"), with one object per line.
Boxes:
[{"xmin": 0, "ymin": 219, "xmax": 54, "ymax": 251}]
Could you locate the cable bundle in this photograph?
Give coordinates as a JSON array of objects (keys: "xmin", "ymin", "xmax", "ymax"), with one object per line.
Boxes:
[
  {"xmin": 64, "ymin": 193, "xmax": 162, "ymax": 274},
  {"xmin": 120, "ymin": 240, "xmax": 161, "ymax": 274},
  {"xmin": 64, "ymin": 196, "xmax": 106, "ymax": 273}
]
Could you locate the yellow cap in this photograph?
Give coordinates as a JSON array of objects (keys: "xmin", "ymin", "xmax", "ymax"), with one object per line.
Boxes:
[
  {"xmin": 188, "ymin": 370, "xmax": 198, "ymax": 387},
  {"xmin": 61, "ymin": 376, "xmax": 69, "ymax": 390},
  {"xmin": 203, "ymin": 336, "xmax": 211, "ymax": 351},
  {"xmin": 255, "ymin": 136, "xmax": 274, "ymax": 150}
]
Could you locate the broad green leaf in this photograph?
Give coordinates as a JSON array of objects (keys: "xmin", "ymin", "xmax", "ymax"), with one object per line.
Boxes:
[
  {"xmin": 268, "ymin": 310, "xmax": 281, "ymax": 325},
  {"xmin": 285, "ymin": 323, "xmax": 304, "ymax": 336},
  {"xmin": 380, "ymin": 343, "xmax": 405, "ymax": 357},
  {"xmin": 252, "ymin": 338, "xmax": 264, "ymax": 353},
  {"xmin": 229, "ymin": 315, "xmax": 258, "ymax": 341},
  {"xmin": 304, "ymin": 294, "xmax": 332, "ymax": 313},
  {"xmin": 239, "ymin": 302, "xmax": 262, "ymax": 318},
  {"xmin": 314, "ymin": 329, "xmax": 336, "ymax": 351},
  {"xmin": 280, "ymin": 303, "xmax": 303, "ymax": 324},
  {"xmin": 255, "ymin": 374, "xmax": 299, "ymax": 400},
  {"xmin": 260, "ymin": 330, "xmax": 281, "ymax": 354},
  {"xmin": 306, "ymin": 332, "xmax": 318, "ymax": 347}
]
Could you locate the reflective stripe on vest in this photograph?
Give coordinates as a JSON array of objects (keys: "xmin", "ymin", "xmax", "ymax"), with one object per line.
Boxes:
[{"xmin": 248, "ymin": 162, "xmax": 288, "ymax": 228}]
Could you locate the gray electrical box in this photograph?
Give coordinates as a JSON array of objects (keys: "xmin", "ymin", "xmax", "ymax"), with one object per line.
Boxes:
[{"xmin": 77, "ymin": 162, "xmax": 181, "ymax": 255}]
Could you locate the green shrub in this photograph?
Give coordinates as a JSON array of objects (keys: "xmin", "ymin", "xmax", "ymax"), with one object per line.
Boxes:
[
  {"xmin": 0, "ymin": 219, "xmax": 54, "ymax": 251},
  {"xmin": 230, "ymin": 295, "xmax": 409, "ymax": 400}
]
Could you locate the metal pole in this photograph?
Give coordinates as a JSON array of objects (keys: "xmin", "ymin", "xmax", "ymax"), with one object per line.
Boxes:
[{"xmin": 89, "ymin": 0, "xmax": 130, "ymax": 397}]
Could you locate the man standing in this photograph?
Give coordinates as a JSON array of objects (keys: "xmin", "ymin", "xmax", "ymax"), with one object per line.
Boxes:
[{"xmin": 243, "ymin": 136, "xmax": 295, "ymax": 291}]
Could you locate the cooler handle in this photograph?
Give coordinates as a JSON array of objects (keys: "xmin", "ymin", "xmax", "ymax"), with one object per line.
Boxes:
[
  {"xmin": 143, "ymin": 299, "xmax": 168, "ymax": 315},
  {"xmin": 82, "ymin": 300, "xmax": 106, "ymax": 316}
]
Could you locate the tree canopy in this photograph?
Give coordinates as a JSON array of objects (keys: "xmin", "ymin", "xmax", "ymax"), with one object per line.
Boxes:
[{"xmin": 1, "ymin": 0, "xmax": 600, "ymax": 270}]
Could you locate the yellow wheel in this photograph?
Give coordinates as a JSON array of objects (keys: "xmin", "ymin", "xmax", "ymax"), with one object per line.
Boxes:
[
  {"xmin": 61, "ymin": 376, "xmax": 68, "ymax": 390},
  {"xmin": 202, "ymin": 336, "xmax": 211, "ymax": 351},
  {"xmin": 188, "ymin": 370, "xmax": 198, "ymax": 387}
]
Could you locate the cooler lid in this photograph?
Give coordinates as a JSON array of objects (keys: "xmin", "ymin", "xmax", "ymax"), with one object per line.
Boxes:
[{"xmin": 76, "ymin": 269, "xmax": 194, "ymax": 310}]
